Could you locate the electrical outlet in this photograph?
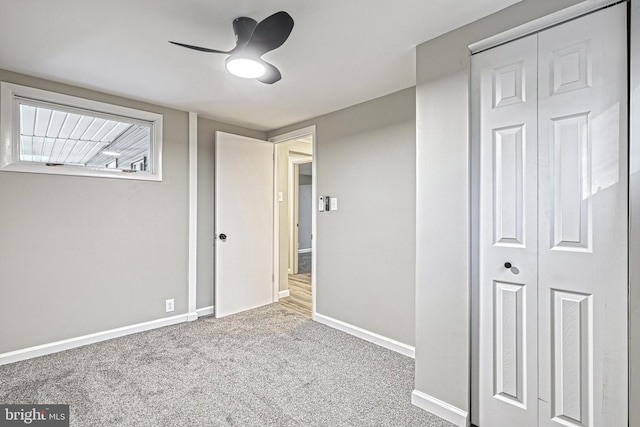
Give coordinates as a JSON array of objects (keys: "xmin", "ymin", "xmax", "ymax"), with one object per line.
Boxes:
[{"xmin": 165, "ymin": 298, "xmax": 175, "ymax": 313}]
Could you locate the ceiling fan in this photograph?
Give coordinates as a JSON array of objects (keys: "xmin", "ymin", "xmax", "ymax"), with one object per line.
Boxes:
[{"xmin": 170, "ymin": 11, "xmax": 294, "ymax": 84}]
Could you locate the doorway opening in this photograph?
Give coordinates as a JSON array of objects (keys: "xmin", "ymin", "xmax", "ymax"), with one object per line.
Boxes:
[
  {"xmin": 269, "ymin": 126, "xmax": 316, "ymax": 318},
  {"xmin": 282, "ymin": 156, "xmax": 312, "ymax": 316}
]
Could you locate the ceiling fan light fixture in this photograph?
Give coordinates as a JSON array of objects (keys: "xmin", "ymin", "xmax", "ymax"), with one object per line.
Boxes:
[
  {"xmin": 171, "ymin": 11, "xmax": 293, "ymax": 84},
  {"xmin": 225, "ymin": 56, "xmax": 266, "ymax": 79}
]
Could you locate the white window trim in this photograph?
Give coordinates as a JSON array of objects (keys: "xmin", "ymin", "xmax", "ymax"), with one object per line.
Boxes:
[{"xmin": 0, "ymin": 82, "xmax": 163, "ymax": 181}]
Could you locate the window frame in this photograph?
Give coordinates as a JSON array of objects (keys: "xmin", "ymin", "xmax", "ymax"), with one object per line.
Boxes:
[{"xmin": 0, "ymin": 82, "xmax": 163, "ymax": 181}]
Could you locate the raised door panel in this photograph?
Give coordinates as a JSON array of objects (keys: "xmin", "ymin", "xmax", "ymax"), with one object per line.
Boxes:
[
  {"xmin": 474, "ymin": 33, "xmax": 538, "ymax": 427},
  {"xmin": 550, "ymin": 114, "xmax": 591, "ymax": 252},
  {"xmin": 493, "ymin": 281, "xmax": 527, "ymax": 406},
  {"xmin": 537, "ymin": 5, "xmax": 628, "ymax": 426},
  {"xmin": 494, "ymin": 61, "xmax": 526, "ymax": 108},
  {"xmin": 493, "ymin": 125, "xmax": 526, "ymax": 247},
  {"xmin": 551, "ymin": 290, "xmax": 592, "ymax": 426}
]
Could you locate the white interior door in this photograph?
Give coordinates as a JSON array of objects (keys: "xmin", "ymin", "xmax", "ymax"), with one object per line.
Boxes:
[
  {"xmin": 537, "ymin": 6, "xmax": 628, "ymax": 426},
  {"xmin": 474, "ymin": 4, "xmax": 628, "ymax": 426},
  {"xmin": 215, "ymin": 131, "xmax": 274, "ymax": 318},
  {"xmin": 476, "ymin": 33, "xmax": 539, "ymax": 427}
]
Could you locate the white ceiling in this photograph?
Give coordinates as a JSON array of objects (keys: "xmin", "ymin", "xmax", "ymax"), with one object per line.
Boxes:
[{"xmin": 0, "ymin": 0, "xmax": 520, "ymax": 132}]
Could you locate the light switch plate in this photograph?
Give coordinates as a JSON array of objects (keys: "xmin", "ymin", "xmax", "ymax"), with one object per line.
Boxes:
[
  {"xmin": 330, "ymin": 197, "xmax": 338, "ymax": 211},
  {"xmin": 319, "ymin": 196, "xmax": 325, "ymax": 212}
]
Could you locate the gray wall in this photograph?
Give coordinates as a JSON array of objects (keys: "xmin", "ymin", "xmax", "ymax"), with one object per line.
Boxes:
[
  {"xmin": 298, "ymin": 183, "xmax": 312, "ymax": 250},
  {"xmin": 414, "ymin": 0, "xmax": 584, "ymax": 415},
  {"xmin": 0, "ymin": 69, "xmax": 190, "ymax": 354},
  {"xmin": 270, "ymin": 87, "xmax": 416, "ymax": 346},
  {"xmin": 196, "ymin": 118, "xmax": 265, "ymax": 309}
]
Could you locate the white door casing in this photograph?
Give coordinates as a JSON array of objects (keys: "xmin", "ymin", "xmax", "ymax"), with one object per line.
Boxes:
[
  {"xmin": 292, "ymin": 162, "xmax": 300, "ymax": 274},
  {"xmin": 269, "ymin": 125, "xmax": 317, "ymax": 317},
  {"xmin": 474, "ymin": 4, "xmax": 628, "ymax": 426},
  {"xmin": 214, "ymin": 132, "xmax": 274, "ymax": 318}
]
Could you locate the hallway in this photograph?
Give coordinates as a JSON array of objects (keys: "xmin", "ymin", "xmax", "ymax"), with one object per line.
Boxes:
[{"xmin": 279, "ymin": 273, "xmax": 311, "ymax": 317}]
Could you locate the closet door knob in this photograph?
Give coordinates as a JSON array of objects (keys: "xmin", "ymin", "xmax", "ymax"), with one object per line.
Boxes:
[
  {"xmin": 504, "ymin": 262, "xmax": 512, "ymax": 269},
  {"xmin": 219, "ymin": 233, "xmax": 227, "ymax": 242}
]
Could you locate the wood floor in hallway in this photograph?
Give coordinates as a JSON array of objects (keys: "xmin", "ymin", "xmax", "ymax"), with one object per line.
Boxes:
[{"xmin": 279, "ymin": 273, "xmax": 311, "ymax": 317}]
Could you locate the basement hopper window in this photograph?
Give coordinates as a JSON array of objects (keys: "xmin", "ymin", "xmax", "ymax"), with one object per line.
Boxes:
[{"xmin": 0, "ymin": 82, "xmax": 162, "ymax": 181}]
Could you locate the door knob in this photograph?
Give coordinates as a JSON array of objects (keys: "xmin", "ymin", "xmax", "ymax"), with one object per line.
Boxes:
[
  {"xmin": 219, "ymin": 233, "xmax": 227, "ymax": 242},
  {"xmin": 504, "ymin": 262, "xmax": 512, "ymax": 269}
]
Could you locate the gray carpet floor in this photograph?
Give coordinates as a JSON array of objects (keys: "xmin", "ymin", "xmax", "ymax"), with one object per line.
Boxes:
[{"xmin": 0, "ymin": 304, "xmax": 454, "ymax": 426}]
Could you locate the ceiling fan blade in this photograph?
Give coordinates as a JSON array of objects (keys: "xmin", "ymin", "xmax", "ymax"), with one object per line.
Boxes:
[
  {"xmin": 245, "ymin": 11, "xmax": 294, "ymax": 57},
  {"xmin": 169, "ymin": 41, "xmax": 230, "ymax": 54},
  {"xmin": 232, "ymin": 17, "xmax": 258, "ymax": 49},
  {"xmin": 257, "ymin": 61, "xmax": 282, "ymax": 84}
]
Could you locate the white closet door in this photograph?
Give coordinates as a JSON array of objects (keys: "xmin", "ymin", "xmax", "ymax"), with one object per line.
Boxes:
[
  {"xmin": 475, "ymin": 33, "xmax": 539, "ymax": 427},
  {"xmin": 537, "ymin": 5, "xmax": 628, "ymax": 427},
  {"xmin": 475, "ymin": 4, "xmax": 628, "ymax": 426}
]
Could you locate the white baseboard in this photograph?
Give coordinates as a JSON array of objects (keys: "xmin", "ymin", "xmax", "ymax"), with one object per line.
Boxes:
[
  {"xmin": 278, "ymin": 290, "xmax": 290, "ymax": 299},
  {"xmin": 196, "ymin": 306, "xmax": 214, "ymax": 317},
  {"xmin": 298, "ymin": 248, "xmax": 312, "ymax": 254},
  {"xmin": 0, "ymin": 313, "xmax": 190, "ymax": 366},
  {"xmin": 411, "ymin": 390, "xmax": 469, "ymax": 427},
  {"xmin": 313, "ymin": 313, "xmax": 415, "ymax": 358}
]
